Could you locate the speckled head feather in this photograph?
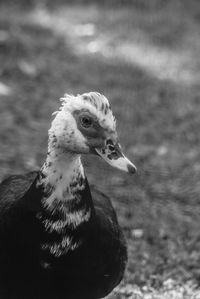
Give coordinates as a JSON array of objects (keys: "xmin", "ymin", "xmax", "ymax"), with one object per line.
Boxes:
[
  {"xmin": 58, "ymin": 92, "xmax": 116, "ymax": 132},
  {"xmin": 50, "ymin": 91, "xmax": 136, "ymax": 173}
]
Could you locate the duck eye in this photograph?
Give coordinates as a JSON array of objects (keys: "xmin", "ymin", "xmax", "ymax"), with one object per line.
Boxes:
[{"xmin": 80, "ymin": 116, "xmax": 93, "ymax": 128}]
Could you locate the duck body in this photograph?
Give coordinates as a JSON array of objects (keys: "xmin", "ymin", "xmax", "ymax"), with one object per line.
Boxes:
[
  {"xmin": 0, "ymin": 92, "xmax": 136, "ymax": 299},
  {"xmin": 0, "ymin": 171, "xmax": 127, "ymax": 299}
]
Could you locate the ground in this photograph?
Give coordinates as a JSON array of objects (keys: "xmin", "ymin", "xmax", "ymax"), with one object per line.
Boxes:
[{"xmin": 0, "ymin": 1, "xmax": 200, "ymax": 298}]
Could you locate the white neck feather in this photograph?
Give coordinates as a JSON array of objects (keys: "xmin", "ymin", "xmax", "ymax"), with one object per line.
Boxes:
[{"xmin": 39, "ymin": 141, "xmax": 85, "ymax": 209}]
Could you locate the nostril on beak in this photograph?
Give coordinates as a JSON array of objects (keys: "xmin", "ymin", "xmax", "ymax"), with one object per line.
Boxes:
[{"xmin": 108, "ymin": 145, "xmax": 115, "ymax": 151}]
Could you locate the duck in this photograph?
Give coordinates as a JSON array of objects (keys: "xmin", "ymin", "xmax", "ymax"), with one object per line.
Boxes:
[{"xmin": 0, "ymin": 92, "xmax": 136, "ymax": 299}]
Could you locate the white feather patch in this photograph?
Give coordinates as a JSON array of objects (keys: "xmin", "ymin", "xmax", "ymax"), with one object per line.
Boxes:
[
  {"xmin": 41, "ymin": 236, "xmax": 81, "ymax": 257},
  {"xmin": 42, "ymin": 208, "xmax": 91, "ymax": 233},
  {"xmin": 38, "ymin": 151, "xmax": 89, "ymax": 256}
]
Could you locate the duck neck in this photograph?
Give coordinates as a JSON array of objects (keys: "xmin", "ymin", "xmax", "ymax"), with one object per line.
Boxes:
[{"xmin": 38, "ymin": 139, "xmax": 93, "ymax": 231}]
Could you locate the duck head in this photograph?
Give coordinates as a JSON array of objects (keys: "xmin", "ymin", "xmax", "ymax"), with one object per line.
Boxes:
[{"xmin": 49, "ymin": 92, "xmax": 136, "ymax": 174}]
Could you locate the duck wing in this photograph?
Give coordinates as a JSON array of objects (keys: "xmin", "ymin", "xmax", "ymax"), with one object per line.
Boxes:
[
  {"xmin": 0, "ymin": 171, "xmax": 38, "ymax": 205},
  {"xmin": 90, "ymin": 185, "xmax": 128, "ymax": 295}
]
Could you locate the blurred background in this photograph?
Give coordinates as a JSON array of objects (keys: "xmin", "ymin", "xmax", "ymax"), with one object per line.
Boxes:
[{"xmin": 0, "ymin": 0, "xmax": 200, "ymax": 298}]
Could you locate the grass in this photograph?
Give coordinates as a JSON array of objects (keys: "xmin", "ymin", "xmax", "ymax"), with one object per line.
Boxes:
[{"xmin": 0, "ymin": 1, "xmax": 200, "ymax": 298}]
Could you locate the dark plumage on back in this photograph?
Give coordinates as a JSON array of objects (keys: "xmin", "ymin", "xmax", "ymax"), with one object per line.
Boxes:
[{"xmin": 0, "ymin": 92, "xmax": 136, "ymax": 299}]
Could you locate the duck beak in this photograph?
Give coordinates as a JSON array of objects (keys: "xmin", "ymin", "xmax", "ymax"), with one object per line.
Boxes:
[{"xmin": 95, "ymin": 139, "xmax": 137, "ymax": 175}]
